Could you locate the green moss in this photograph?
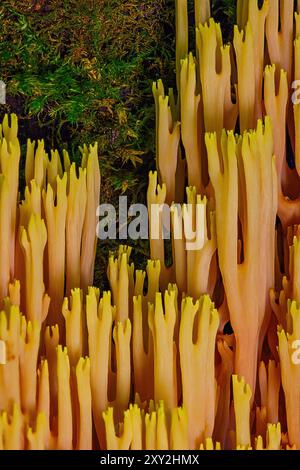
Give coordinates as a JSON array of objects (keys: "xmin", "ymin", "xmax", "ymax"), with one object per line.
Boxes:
[
  {"xmin": 0, "ymin": 0, "xmax": 174, "ymax": 166},
  {"xmin": 212, "ymin": 0, "xmax": 236, "ymax": 40}
]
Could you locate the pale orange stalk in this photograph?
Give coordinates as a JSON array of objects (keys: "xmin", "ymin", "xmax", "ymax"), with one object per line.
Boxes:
[
  {"xmin": 1, "ymin": 114, "xmax": 20, "ymax": 280},
  {"xmin": 271, "ymin": 235, "xmax": 300, "ymax": 331},
  {"xmin": 20, "ymin": 213, "xmax": 50, "ymax": 323},
  {"xmin": 145, "ymin": 402, "xmax": 169, "ymax": 450},
  {"xmin": 19, "ymin": 317, "xmax": 41, "ymax": 419},
  {"xmin": 17, "ymin": 180, "xmax": 42, "ymax": 311},
  {"xmin": 75, "ymin": 357, "xmax": 92, "ymax": 450},
  {"xmin": 197, "ymin": 19, "xmax": 237, "ymax": 136},
  {"xmin": 266, "ymin": 0, "xmax": 294, "ymax": 152},
  {"xmin": 62, "ymin": 288, "xmax": 83, "ymax": 367},
  {"xmin": 258, "ymin": 360, "xmax": 280, "ymax": 426},
  {"xmin": 133, "ymin": 295, "xmax": 154, "ymax": 402},
  {"xmin": 0, "ymin": 175, "xmax": 11, "ymax": 301},
  {"xmin": 199, "ymin": 438, "xmax": 221, "ymax": 450},
  {"xmin": 237, "ymin": 0, "xmax": 249, "ymax": 29},
  {"xmin": 43, "ymin": 173, "xmax": 67, "ymax": 327},
  {"xmin": 175, "ymin": 0, "xmax": 188, "ymax": 90},
  {"xmin": 179, "ymin": 295, "xmax": 219, "ymax": 448},
  {"xmin": 170, "ymin": 407, "xmax": 189, "ymax": 450},
  {"xmin": 25, "ymin": 140, "xmax": 49, "ymax": 190},
  {"xmin": 234, "ymin": 23, "xmax": 256, "ymax": 131},
  {"xmin": 103, "ymin": 407, "xmax": 132, "ymax": 450},
  {"xmin": 147, "ymin": 171, "xmax": 173, "ymax": 290},
  {"xmin": 148, "ymin": 291, "xmax": 177, "ymax": 409},
  {"xmin": 7, "ymin": 280, "xmax": 20, "ymax": 309},
  {"xmin": 185, "ymin": 189, "xmax": 217, "ymax": 299},
  {"xmin": 27, "ymin": 413, "xmax": 48, "ymax": 450},
  {"xmin": 206, "ymin": 119, "xmax": 277, "ymax": 395},
  {"xmin": 0, "ymin": 307, "xmax": 21, "ymax": 411},
  {"xmin": 278, "ymin": 301, "xmax": 300, "ymax": 448},
  {"xmin": 37, "ymin": 359, "xmax": 51, "ymax": 448},
  {"xmin": 80, "ymin": 143, "xmax": 100, "ymax": 293},
  {"xmin": 107, "ymin": 247, "xmax": 133, "ymax": 322},
  {"xmin": 180, "ymin": 54, "xmax": 202, "ymax": 191},
  {"xmin": 264, "ymin": 66, "xmax": 288, "ymax": 191},
  {"xmin": 266, "ymin": 0, "xmax": 294, "ymax": 86},
  {"xmin": 294, "ymin": 37, "xmax": 300, "ymax": 177},
  {"xmin": 237, "ymin": 1, "xmax": 269, "ymax": 121},
  {"xmin": 56, "ymin": 346, "xmax": 72, "ymax": 450},
  {"xmin": 214, "ymin": 339, "xmax": 234, "ymax": 449},
  {"xmin": 171, "ymin": 204, "xmax": 187, "ymax": 293},
  {"xmin": 44, "ymin": 325, "xmax": 59, "ymax": 419},
  {"xmin": 87, "ymin": 287, "xmax": 131, "ymax": 442},
  {"xmin": 0, "ymin": 405, "xmax": 24, "ymax": 450},
  {"xmin": 129, "ymin": 404, "xmax": 143, "ymax": 450},
  {"xmin": 232, "ymin": 375, "xmax": 252, "ymax": 449},
  {"xmin": 171, "ymin": 189, "xmax": 216, "ymax": 298},
  {"xmin": 47, "ymin": 150, "xmax": 63, "ymax": 192},
  {"xmin": 86, "ymin": 289, "xmax": 114, "ymax": 445}
]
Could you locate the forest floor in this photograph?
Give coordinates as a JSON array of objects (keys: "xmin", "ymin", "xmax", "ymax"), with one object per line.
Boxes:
[{"xmin": 0, "ymin": 0, "xmax": 236, "ymax": 288}]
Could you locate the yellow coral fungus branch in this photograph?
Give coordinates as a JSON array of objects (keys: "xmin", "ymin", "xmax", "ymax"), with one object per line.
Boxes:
[
  {"xmin": 207, "ymin": 118, "xmax": 277, "ymax": 395},
  {"xmin": 147, "ymin": 171, "xmax": 173, "ymax": 290},
  {"xmin": 197, "ymin": 19, "xmax": 237, "ymax": 136},
  {"xmin": 0, "ymin": 115, "xmax": 20, "ymax": 281},
  {"xmin": 108, "ymin": 249, "xmax": 133, "ymax": 322},
  {"xmin": 0, "ymin": 307, "xmax": 21, "ymax": 411},
  {"xmin": 148, "ymin": 291, "xmax": 177, "ymax": 409},
  {"xmin": 129, "ymin": 404, "xmax": 143, "ymax": 450},
  {"xmin": 66, "ymin": 165, "xmax": 87, "ymax": 295},
  {"xmin": 152, "ymin": 87, "xmax": 180, "ymax": 205},
  {"xmin": 0, "ymin": 175, "xmax": 11, "ymax": 301},
  {"xmin": 80, "ymin": 143, "xmax": 101, "ymax": 293},
  {"xmin": 258, "ymin": 360, "xmax": 281, "ymax": 426},
  {"xmin": 37, "ymin": 359, "xmax": 50, "ymax": 448},
  {"xmin": 195, "ymin": 0, "xmax": 210, "ymax": 26},
  {"xmin": 27, "ymin": 413, "xmax": 48, "ymax": 450},
  {"xmin": 175, "ymin": 0, "xmax": 188, "ymax": 91},
  {"xmin": 103, "ymin": 407, "xmax": 132, "ymax": 450},
  {"xmin": 234, "ymin": 23, "xmax": 256, "ymax": 131},
  {"xmin": 179, "ymin": 295, "xmax": 219, "ymax": 448},
  {"xmin": 56, "ymin": 346, "xmax": 72, "ymax": 450},
  {"xmin": 75, "ymin": 357, "xmax": 92, "ymax": 450},
  {"xmin": 0, "ymin": 404, "xmax": 24, "ymax": 450},
  {"xmin": 278, "ymin": 301, "xmax": 300, "ymax": 448},
  {"xmin": 185, "ymin": 189, "xmax": 217, "ymax": 300},
  {"xmin": 86, "ymin": 289, "xmax": 114, "ymax": 446},
  {"xmin": 132, "ymin": 295, "xmax": 154, "ymax": 402},
  {"xmin": 19, "ymin": 317, "xmax": 41, "ymax": 419},
  {"xmin": 170, "ymin": 406, "xmax": 189, "ymax": 450}
]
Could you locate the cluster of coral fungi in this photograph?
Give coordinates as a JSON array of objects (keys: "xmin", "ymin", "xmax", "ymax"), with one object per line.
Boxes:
[{"xmin": 2, "ymin": 0, "xmax": 300, "ymax": 450}]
